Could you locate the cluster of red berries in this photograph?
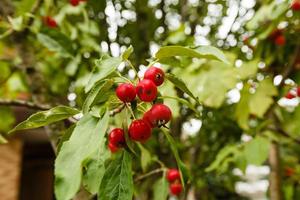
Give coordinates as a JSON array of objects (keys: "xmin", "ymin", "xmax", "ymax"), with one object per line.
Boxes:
[
  {"xmin": 291, "ymin": 0, "xmax": 300, "ymax": 11},
  {"xmin": 108, "ymin": 66, "xmax": 172, "ymax": 151},
  {"xmin": 166, "ymin": 169, "xmax": 183, "ymax": 196},
  {"xmin": 269, "ymin": 29, "xmax": 286, "ymax": 46},
  {"xmin": 285, "ymin": 86, "xmax": 300, "ymax": 99},
  {"xmin": 70, "ymin": 0, "xmax": 86, "ymax": 7}
]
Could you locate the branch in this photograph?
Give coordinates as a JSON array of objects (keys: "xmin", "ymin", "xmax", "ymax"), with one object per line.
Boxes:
[
  {"xmin": 0, "ymin": 99, "xmax": 51, "ymax": 110},
  {"xmin": 134, "ymin": 168, "xmax": 165, "ymax": 182}
]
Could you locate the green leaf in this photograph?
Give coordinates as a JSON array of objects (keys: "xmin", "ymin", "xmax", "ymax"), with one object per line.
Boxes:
[
  {"xmin": 98, "ymin": 151, "xmax": 133, "ymax": 200},
  {"xmin": 82, "ymin": 79, "xmax": 114, "ymax": 114},
  {"xmin": 57, "ymin": 124, "xmax": 76, "ymax": 154},
  {"xmin": 0, "ymin": 106, "xmax": 15, "ymax": 132},
  {"xmin": 16, "ymin": 0, "xmax": 36, "ymax": 15},
  {"xmin": 236, "ymin": 78, "xmax": 277, "ymax": 130},
  {"xmin": 155, "ymin": 46, "xmax": 229, "ymax": 64},
  {"xmin": 0, "ymin": 134, "xmax": 7, "ymax": 144},
  {"xmin": 122, "ymin": 45, "xmax": 133, "ymax": 60},
  {"xmin": 235, "ymin": 60, "xmax": 258, "ymax": 79},
  {"xmin": 9, "ymin": 106, "xmax": 79, "ymax": 134},
  {"xmin": 153, "ymin": 171, "xmax": 169, "ymax": 200},
  {"xmin": 195, "ymin": 64, "xmax": 237, "ymax": 107},
  {"xmin": 166, "ymin": 73, "xmax": 199, "ymax": 104},
  {"xmin": 244, "ymin": 136, "xmax": 270, "ymax": 165},
  {"xmin": 206, "ymin": 145, "xmax": 240, "ymax": 172},
  {"xmin": 37, "ymin": 28, "xmax": 75, "ymax": 58},
  {"xmin": 85, "ymin": 56, "xmax": 122, "ymax": 92},
  {"xmin": 162, "ymin": 129, "xmax": 189, "ymax": 188},
  {"xmin": 138, "ymin": 143, "xmax": 152, "ymax": 172},
  {"xmin": 249, "ymin": 79, "xmax": 277, "ymax": 117},
  {"xmin": 82, "ymin": 138, "xmax": 110, "ymax": 194},
  {"xmin": 8, "ymin": 16, "xmax": 24, "ymax": 31},
  {"xmin": 54, "ymin": 111, "xmax": 109, "ymax": 200}
]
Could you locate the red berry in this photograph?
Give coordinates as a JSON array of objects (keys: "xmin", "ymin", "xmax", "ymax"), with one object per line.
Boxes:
[
  {"xmin": 285, "ymin": 92, "xmax": 296, "ymax": 99},
  {"xmin": 275, "ymin": 35, "xmax": 285, "ymax": 46},
  {"xmin": 144, "ymin": 67, "xmax": 165, "ymax": 86},
  {"xmin": 143, "ymin": 104, "xmax": 172, "ymax": 127},
  {"xmin": 291, "ymin": 0, "xmax": 300, "ymax": 11},
  {"xmin": 128, "ymin": 119, "xmax": 152, "ymax": 142},
  {"xmin": 142, "ymin": 111, "xmax": 155, "ymax": 128},
  {"xmin": 70, "ymin": 0, "xmax": 80, "ymax": 6},
  {"xmin": 116, "ymin": 83, "xmax": 136, "ymax": 102},
  {"xmin": 284, "ymin": 167, "xmax": 295, "ymax": 177},
  {"xmin": 108, "ymin": 128, "xmax": 125, "ymax": 147},
  {"xmin": 44, "ymin": 16, "xmax": 57, "ymax": 28},
  {"xmin": 166, "ymin": 169, "xmax": 181, "ymax": 182},
  {"xmin": 136, "ymin": 79, "xmax": 157, "ymax": 102},
  {"xmin": 297, "ymin": 87, "xmax": 300, "ymax": 96},
  {"xmin": 170, "ymin": 183, "xmax": 182, "ymax": 196},
  {"xmin": 108, "ymin": 142, "xmax": 119, "ymax": 153}
]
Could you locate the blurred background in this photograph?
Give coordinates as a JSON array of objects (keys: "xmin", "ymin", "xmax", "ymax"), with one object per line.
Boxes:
[{"xmin": 0, "ymin": 0, "xmax": 300, "ymax": 199}]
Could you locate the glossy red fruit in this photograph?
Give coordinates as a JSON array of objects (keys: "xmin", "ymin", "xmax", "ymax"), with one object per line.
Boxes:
[
  {"xmin": 108, "ymin": 142, "xmax": 119, "ymax": 153},
  {"xmin": 144, "ymin": 67, "xmax": 165, "ymax": 86},
  {"xmin": 136, "ymin": 79, "xmax": 157, "ymax": 102},
  {"xmin": 144, "ymin": 104, "xmax": 172, "ymax": 127},
  {"xmin": 275, "ymin": 35, "xmax": 285, "ymax": 46},
  {"xmin": 44, "ymin": 16, "xmax": 57, "ymax": 28},
  {"xmin": 166, "ymin": 169, "xmax": 180, "ymax": 182},
  {"xmin": 70, "ymin": 0, "xmax": 80, "ymax": 6},
  {"xmin": 291, "ymin": 0, "xmax": 300, "ymax": 11},
  {"xmin": 170, "ymin": 183, "xmax": 183, "ymax": 196},
  {"xmin": 128, "ymin": 119, "xmax": 152, "ymax": 142},
  {"xmin": 285, "ymin": 92, "xmax": 296, "ymax": 99},
  {"xmin": 116, "ymin": 83, "xmax": 136, "ymax": 102},
  {"xmin": 108, "ymin": 128, "xmax": 125, "ymax": 147},
  {"xmin": 142, "ymin": 111, "xmax": 155, "ymax": 128},
  {"xmin": 297, "ymin": 87, "xmax": 300, "ymax": 96}
]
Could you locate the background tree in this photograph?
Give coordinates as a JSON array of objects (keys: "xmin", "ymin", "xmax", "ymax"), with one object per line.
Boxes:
[{"xmin": 0, "ymin": 0, "xmax": 300, "ymax": 199}]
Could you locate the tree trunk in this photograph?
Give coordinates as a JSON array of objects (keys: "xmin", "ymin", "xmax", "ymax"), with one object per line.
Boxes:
[{"xmin": 269, "ymin": 142, "xmax": 282, "ymax": 200}]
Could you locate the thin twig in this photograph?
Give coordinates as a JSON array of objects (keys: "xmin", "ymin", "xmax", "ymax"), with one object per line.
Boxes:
[
  {"xmin": 109, "ymin": 104, "xmax": 126, "ymax": 116},
  {"xmin": 0, "ymin": 99, "xmax": 51, "ymax": 110},
  {"xmin": 134, "ymin": 168, "xmax": 165, "ymax": 182}
]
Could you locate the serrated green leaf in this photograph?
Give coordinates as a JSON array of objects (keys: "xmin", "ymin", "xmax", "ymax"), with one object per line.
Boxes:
[
  {"xmin": 37, "ymin": 28, "xmax": 75, "ymax": 58},
  {"xmin": 153, "ymin": 171, "xmax": 169, "ymax": 200},
  {"xmin": 85, "ymin": 56, "xmax": 122, "ymax": 92},
  {"xmin": 82, "ymin": 138, "xmax": 110, "ymax": 194},
  {"xmin": 98, "ymin": 151, "xmax": 133, "ymax": 200},
  {"xmin": 82, "ymin": 79, "xmax": 114, "ymax": 114},
  {"xmin": 55, "ymin": 111, "xmax": 109, "ymax": 200},
  {"xmin": 155, "ymin": 46, "xmax": 229, "ymax": 64},
  {"xmin": 244, "ymin": 136, "xmax": 270, "ymax": 165},
  {"xmin": 9, "ymin": 106, "xmax": 79, "ymax": 134},
  {"xmin": 162, "ymin": 129, "xmax": 189, "ymax": 188},
  {"xmin": 166, "ymin": 73, "xmax": 199, "ymax": 104},
  {"xmin": 122, "ymin": 45, "xmax": 133, "ymax": 60}
]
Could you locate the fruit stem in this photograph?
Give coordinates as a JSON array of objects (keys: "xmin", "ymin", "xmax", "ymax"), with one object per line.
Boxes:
[
  {"xmin": 126, "ymin": 60, "xmax": 139, "ymax": 80},
  {"xmin": 125, "ymin": 103, "xmax": 136, "ymax": 120}
]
